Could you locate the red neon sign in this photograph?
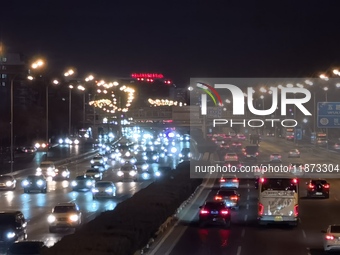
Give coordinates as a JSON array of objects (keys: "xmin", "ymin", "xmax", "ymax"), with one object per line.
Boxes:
[{"xmin": 131, "ymin": 73, "xmax": 164, "ymax": 79}]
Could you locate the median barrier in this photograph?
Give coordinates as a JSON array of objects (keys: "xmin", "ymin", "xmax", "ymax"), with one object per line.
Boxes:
[{"xmin": 41, "ymin": 161, "xmax": 203, "ymax": 255}]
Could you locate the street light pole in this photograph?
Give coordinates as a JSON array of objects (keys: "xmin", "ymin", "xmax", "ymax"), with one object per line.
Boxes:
[
  {"xmin": 83, "ymin": 93, "xmax": 86, "ymax": 129},
  {"xmin": 69, "ymin": 88, "xmax": 72, "ymax": 136},
  {"xmin": 46, "ymin": 85, "xmax": 49, "ymax": 157},
  {"xmin": 10, "ymin": 78, "xmax": 14, "ymax": 173}
]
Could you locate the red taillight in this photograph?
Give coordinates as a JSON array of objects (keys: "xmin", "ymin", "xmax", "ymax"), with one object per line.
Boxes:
[
  {"xmin": 231, "ymin": 196, "xmax": 238, "ymax": 200},
  {"xmin": 326, "ymin": 235, "xmax": 334, "ymax": 240},
  {"xmin": 260, "ymin": 178, "xmax": 265, "ymax": 183},
  {"xmin": 278, "ymin": 155, "xmax": 281, "ymax": 158},
  {"xmin": 256, "ymin": 152, "xmax": 259, "ymax": 155},
  {"xmin": 258, "ymin": 203, "xmax": 264, "ymax": 215},
  {"xmin": 215, "ymin": 196, "xmax": 222, "ymax": 200},
  {"xmin": 232, "ymin": 178, "xmax": 238, "ymax": 183},
  {"xmin": 324, "ymin": 184, "xmax": 330, "ymax": 189},
  {"xmin": 308, "ymin": 184, "xmax": 314, "ymax": 189},
  {"xmin": 292, "ymin": 178, "xmax": 298, "ymax": 184},
  {"xmin": 200, "ymin": 209, "xmax": 209, "ymax": 214},
  {"xmin": 220, "ymin": 179, "xmax": 226, "ymax": 183},
  {"xmin": 221, "ymin": 210, "xmax": 229, "ymax": 215},
  {"xmin": 294, "ymin": 205, "xmax": 298, "ymax": 216}
]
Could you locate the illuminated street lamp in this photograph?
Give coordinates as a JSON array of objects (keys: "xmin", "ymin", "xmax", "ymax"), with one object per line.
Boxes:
[
  {"xmin": 323, "ymin": 87, "xmax": 329, "ymax": 101},
  {"xmin": 65, "ymin": 69, "xmax": 75, "ymax": 135},
  {"xmin": 77, "ymin": 85, "xmax": 86, "ymax": 128},
  {"xmin": 319, "ymin": 74, "xmax": 329, "ymax": 81}
]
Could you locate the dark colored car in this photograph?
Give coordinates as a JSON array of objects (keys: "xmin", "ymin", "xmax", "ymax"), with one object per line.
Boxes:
[
  {"xmin": 71, "ymin": 176, "xmax": 95, "ymax": 191},
  {"xmin": 214, "ymin": 189, "xmax": 240, "ymax": 209},
  {"xmin": 179, "ymin": 148, "xmax": 191, "ymax": 161},
  {"xmin": 53, "ymin": 166, "xmax": 70, "ymax": 180},
  {"xmin": 145, "ymin": 151, "xmax": 159, "ymax": 163},
  {"xmin": 21, "ymin": 176, "xmax": 47, "ymax": 193},
  {"xmin": 306, "ymin": 179, "xmax": 330, "ymax": 198},
  {"xmin": 7, "ymin": 241, "xmax": 45, "ymax": 255},
  {"xmin": 0, "ymin": 211, "xmax": 27, "ymax": 252},
  {"xmin": 0, "ymin": 175, "xmax": 16, "ymax": 190},
  {"xmin": 199, "ymin": 201, "xmax": 231, "ymax": 228}
]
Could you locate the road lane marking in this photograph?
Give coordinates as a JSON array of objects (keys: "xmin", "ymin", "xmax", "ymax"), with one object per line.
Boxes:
[
  {"xmin": 246, "ymin": 195, "xmax": 249, "ymax": 200},
  {"xmin": 241, "ymin": 228, "xmax": 245, "ymax": 237},
  {"xmin": 247, "ymin": 183, "xmax": 249, "ymax": 187},
  {"xmin": 335, "ymin": 197, "xmax": 339, "ymax": 201},
  {"xmin": 247, "ymin": 188, "xmax": 250, "ymax": 192},
  {"xmin": 306, "ymin": 247, "xmax": 311, "ymax": 255},
  {"xmin": 302, "ymin": 229, "xmax": 306, "ymax": 239},
  {"xmin": 244, "ymin": 215, "xmax": 248, "ymax": 221},
  {"xmin": 237, "ymin": 246, "xmax": 242, "ymax": 255},
  {"xmin": 246, "ymin": 204, "xmax": 249, "ymax": 210}
]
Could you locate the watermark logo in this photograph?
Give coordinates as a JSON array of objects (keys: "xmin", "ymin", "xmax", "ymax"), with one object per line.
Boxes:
[{"xmin": 196, "ymin": 83, "xmax": 223, "ymax": 115}]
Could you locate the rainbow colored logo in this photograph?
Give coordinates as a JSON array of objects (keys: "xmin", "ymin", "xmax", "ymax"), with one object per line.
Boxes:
[{"xmin": 196, "ymin": 82, "xmax": 223, "ymax": 106}]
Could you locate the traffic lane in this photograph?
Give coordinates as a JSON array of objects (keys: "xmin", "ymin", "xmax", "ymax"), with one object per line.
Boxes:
[
  {"xmin": 299, "ymin": 178, "xmax": 340, "ymax": 255},
  {"xmin": 163, "ymin": 179, "xmax": 251, "ymax": 255}
]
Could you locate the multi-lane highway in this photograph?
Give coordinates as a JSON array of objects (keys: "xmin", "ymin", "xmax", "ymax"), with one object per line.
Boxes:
[
  {"xmin": 0, "ymin": 136, "xmax": 195, "ymax": 248},
  {"xmin": 150, "ymin": 136, "xmax": 340, "ymax": 255}
]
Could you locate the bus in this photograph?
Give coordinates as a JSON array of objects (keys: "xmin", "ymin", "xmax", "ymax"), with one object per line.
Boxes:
[
  {"xmin": 311, "ymin": 132, "xmax": 328, "ymax": 146},
  {"xmin": 258, "ymin": 177, "xmax": 299, "ymax": 226}
]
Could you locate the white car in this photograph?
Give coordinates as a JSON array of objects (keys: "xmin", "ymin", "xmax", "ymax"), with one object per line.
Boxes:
[
  {"xmin": 92, "ymin": 181, "xmax": 116, "ymax": 199},
  {"xmin": 323, "ymin": 225, "xmax": 340, "ymax": 252},
  {"xmin": 117, "ymin": 165, "xmax": 138, "ymax": 181},
  {"xmin": 219, "ymin": 175, "xmax": 239, "ymax": 189},
  {"xmin": 85, "ymin": 169, "xmax": 103, "ymax": 181},
  {"xmin": 47, "ymin": 202, "xmax": 82, "ymax": 233},
  {"xmin": 90, "ymin": 156, "xmax": 105, "ymax": 168},
  {"xmin": 36, "ymin": 161, "xmax": 56, "ymax": 177},
  {"xmin": 224, "ymin": 153, "xmax": 238, "ymax": 162},
  {"xmin": 288, "ymin": 149, "xmax": 300, "ymax": 158}
]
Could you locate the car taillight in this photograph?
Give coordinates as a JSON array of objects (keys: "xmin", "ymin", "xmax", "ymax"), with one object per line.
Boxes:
[
  {"xmin": 324, "ymin": 184, "xmax": 330, "ymax": 189},
  {"xmin": 231, "ymin": 196, "xmax": 238, "ymax": 200},
  {"xmin": 278, "ymin": 155, "xmax": 281, "ymax": 158},
  {"xmin": 308, "ymin": 184, "xmax": 314, "ymax": 189},
  {"xmin": 220, "ymin": 179, "xmax": 226, "ymax": 183},
  {"xmin": 258, "ymin": 203, "xmax": 264, "ymax": 215},
  {"xmin": 294, "ymin": 205, "xmax": 298, "ymax": 216},
  {"xmin": 200, "ymin": 209, "xmax": 209, "ymax": 214},
  {"xmin": 256, "ymin": 152, "xmax": 259, "ymax": 155},
  {"xmin": 260, "ymin": 178, "xmax": 265, "ymax": 183},
  {"xmin": 220, "ymin": 210, "xmax": 229, "ymax": 215},
  {"xmin": 232, "ymin": 178, "xmax": 238, "ymax": 183},
  {"xmin": 215, "ymin": 196, "xmax": 222, "ymax": 200},
  {"xmin": 326, "ymin": 235, "xmax": 334, "ymax": 240},
  {"xmin": 292, "ymin": 178, "xmax": 298, "ymax": 184}
]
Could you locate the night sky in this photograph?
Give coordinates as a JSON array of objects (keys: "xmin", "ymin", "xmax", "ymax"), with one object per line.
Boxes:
[{"xmin": 1, "ymin": 0, "xmax": 340, "ymax": 85}]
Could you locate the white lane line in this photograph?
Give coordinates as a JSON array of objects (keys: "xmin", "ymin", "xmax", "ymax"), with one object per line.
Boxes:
[
  {"xmin": 247, "ymin": 188, "xmax": 250, "ymax": 192},
  {"xmin": 335, "ymin": 197, "xmax": 339, "ymax": 201},
  {"xmin": 236, "ymin": 246, "xmax": 242, "ymax": 255},
  {"xmin": 246, "ymin": 195, "xmax": 249, "ymax": 200},
  {"xmin": 247, "ymin": 183, "xmax": 249, "ymax": 187},
  {"xmin": 246, "ymin": 204, "xmax": 249, "ymax": 210},
  {"xmin": 302, "ymin": 229, "xmax": 307, "ymax": 239},
  {"xmin": 244, "ymin": 215, "xmax": 248, "ymax": 221},
  {"xmin": 306, "ymin": 247, "xmax": 311, "ymax": 255},
  {"xmin": 241, "ymin": 228, "xmax": 245, "ymax": 237}
]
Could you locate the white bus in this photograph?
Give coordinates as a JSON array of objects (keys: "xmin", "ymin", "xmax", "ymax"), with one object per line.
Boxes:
[{"xmin": 258, "ymin": 177, "xmax": 299, "ymax": 226}]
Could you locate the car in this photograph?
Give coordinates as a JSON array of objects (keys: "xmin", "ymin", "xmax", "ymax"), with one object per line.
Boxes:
[
  {"xmin": 179, "ymin": 148, "xmax": 191, "ymax": 161},
  {"xmin": 219, "ymin": 175, "xmax": 239, "ymax": 189},
  {"xmin": 33, "ymin": 141, "xmax": 49, "ymax": 151},
  {"xmin": 288, "ymin": 149, "xmax": 300, "ymax": 158},
  {"xmin": 231, "ymin": 142, "xmax": 242, "ymax": 148},
  {"xmin": 198, "ymin": 201, "xmax": 231, "ymax": 228},
  {"xmin": 117, "ymin": 165, "xmax": 138, "ymax": 182},
  {"xmin": 0, "ymin": 211, "xmax": 27, "ymax": 251},
  {"xmin": 306, "ymin": 179, "xmax": 330, "ymax": 198},
  {"xmin": 90, "ymin": 156, "xmax": 105, "ymax": 168},
  {"xmin": 289, "ymin": 163, "xmax": 305, "ymax": 176},
  {"xmin": 269, "ymin": 153, "xmax": 282, "ymax": 162},
  {"xmin": 180, "ymin": 134, "xmax": 190, "ymax": 141},
  {"xmin": 22, "ymin": 175, "xmax": 47, "ymax": 193},
  {"xmin": 135, "ymin": 161, "xmax": 149, "ymax": 172},
  {"xmin": 92, "ymin": 181, "xmax": 116, "ymax": 199},
  {"xmin": 0, "ymin": 175, "xmax": 16, "ymax": 190},
  {"xmin": 21, "ymin": 147, "xmax": 36, "ymax": 153},
  {"xmin": 214, "ymin": 189, "xmax": 240, "ymax": 209},
  {"xmin": 224, "ymin": 153, "xmax": 238, "ymax": 162},
  {"xmin": 120, "ymin": 155, "xmax": 137, "ymax": 165},
  {"xmin": 47, "ymin": 202, "xmax": 82, "ymax": 232},
  {"xmin": 71, "ymin": 175, "xmax": 95, "ymax": 191},
  {"xmin": 35, "ymin": 161, "xmax": 56, "ymax": 178},
  {"xmin": 53, "ymin": 166, "xmax": 70, "ymax": 180},
  {"xmin": 237, "ymin": 134, "xmax": 246, "ymax": 140},
  {"xmin": 84, "ymin": 169, "xmax": 103, "ymax": 181},
  {"xmin": 7, "ymin": 241, "xmax": 45, "ymax": 255},
  {"xmin": 145, "ymin": 151, "xmax": 159, "ymax": 163},
  {"xmin": 323, "ymin": 225, "xmax": 340, "ymax": 252}
]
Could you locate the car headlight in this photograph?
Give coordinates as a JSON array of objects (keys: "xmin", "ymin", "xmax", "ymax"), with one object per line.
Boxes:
[
  {"xmin": 120, "ymin": 159, "xmax": 125, "ymax": 164},
  {"xmin": 105, "ymin": 187, "xmax": 113, "ymax": 193},
  {"xmin": 100, "ymin": 160, "xmax": 103, "ymax": 164},
  {"xmin": 92, "ymin": 188, "xmax": 99, "ymax": 193},
  {"xmin": 6, "ymin": 232, "xmax": 15, "ymax": 239},
  {"xmin": 103, "ymin": 157, "xmax": 108, "ymax": 162},
  {"xmin": 71, "ymin": 181, "xmax": 77, "ymax": 186},
  {"xmin": 142, "ymin": 165, "xmax": 148, "ymax": 170},
  {"xmin": 62, "ymin": 171, "xmax": 68, "ymax": 177},
  {"xmin": 22, "ymin": 180, "xmax": 29, "ymax": 186},
  {"xmin": 129, "ymin": 170, "xmax": 137, "ymax": 176},
  {"xmin": 94, "ymin": 174, "xmax": 100, "ymax": 178},
  {"xmin": 142, "ymin": 172, "xmax": 149, "ymax": 179},
  {"xmin": 69, "ymin": 214, "xmax": 79, "ymax": 222},
  {"xmin": 117, "ymin": 171, "xmax": 124, "ymax": 176},
  {"xmin": 74, "ymin": 139, "xmax": 79, "ymax": 145},
  {"xmin": 6, "ymin": 181, "xmax": 13, "ymax": 187},
  {"xmin": 171, "ymin": 147, "xmax": 177, "ymax": 153},
  {"xmin": 155, "ymin": 171, "xmax": 161, "ymax": 177},
  {"xmin": 90, "ymin": 160, "xmax": 94, "ymax": 164},
  {"xmin": 36, "ymin": 168, "xmax": 42, "ymax": 172},
  {"xmin": 47, "ymin": 215, "xmax": 56, "ymax": 223},
  {"xmin": 143, "ymin": 156, "xmax": 147, "ymax": 160},
  {"xmin": 179, "ymin": 153, "xmax": 183, "ymax": 157},
  {"xmin": 86, "ymin": 180, "xmax": 93, "ymax": 186},
  {"xmin": 59, "ymin": 139, "xmax": 63, "ymax": 144},
  {"xmin": 42, "ymin": 143, "xmax": 46, "ymax": 148},
  {"xmin": 36, "ymin": 180, "xmax": 44, "ymax": 186},
  {"xmin": 188, "ymin": 153, "xmax": 192, "ymax": 157},
  {"xmin": 35, "ymin": 143, "xmax": 40, "ymax": 148},
  {"xmin": 130, "ymin": 159, "xmax": 136, "ymax": 164},
  {"xmin": 152, "ymin": 155, "xmax": 157, "ymax": 160}
]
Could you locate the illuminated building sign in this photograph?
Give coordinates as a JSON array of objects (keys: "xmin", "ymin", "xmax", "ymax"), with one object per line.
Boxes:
[{"xmin": 131, "ymin": 73, "xmax": 164, "ymax": 79}]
